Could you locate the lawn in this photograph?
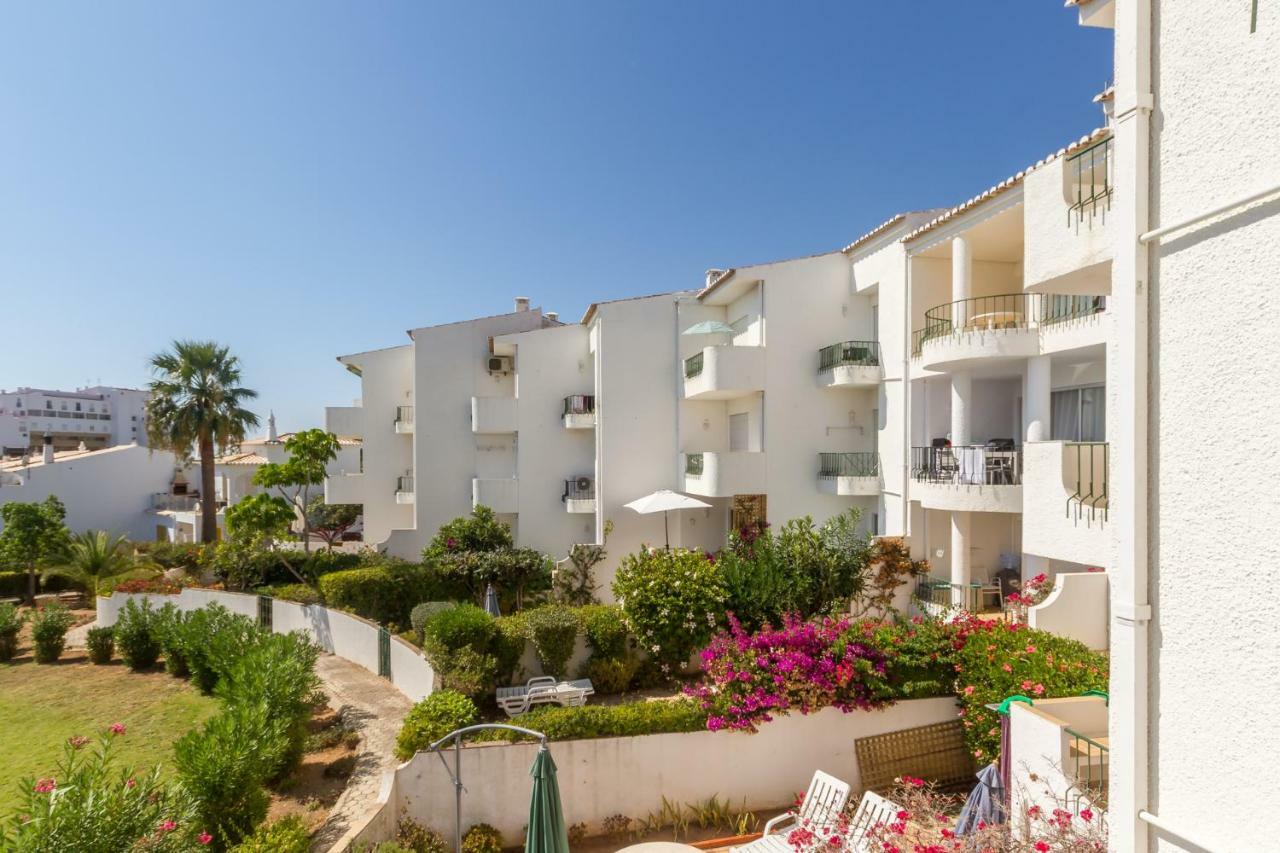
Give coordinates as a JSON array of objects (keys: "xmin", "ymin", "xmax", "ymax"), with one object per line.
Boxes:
[{"xmin": 0, "ymin": 656, "xmax": 220, "ymax": 817}]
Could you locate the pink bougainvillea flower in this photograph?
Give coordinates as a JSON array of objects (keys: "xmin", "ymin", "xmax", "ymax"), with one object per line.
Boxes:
[
  {"xmin": 1032, "ymin": 683, "xmax": 1046, "ymax": 695},
  {"xmin": 198, "ymin": 832, "xmax": 213, "ymax": 845},
  {"xmin": 33, "ymin": 779, "xmax": 55, "ymax": 794},
  {"xmin": 900, "ymin": 775, "xmax": 925, "ymax": 788},
  {"xmin": 1080, "ymin": 808, "xmax": 1094, "ymax": 822},
  {"xmin": 1034, "ymin": 842, "xmax": 1050, "ymax": 852},
  {"xmin": 109, "ymin": 722, "xmax": 127, "ymax": 736},
  {"xmin": 1020, "ymin": 680, "xmax": 1034, "ymax": 691},
  {"xmin": 963, "ymin": 685, "xmax": 975, "ymax": 696}
]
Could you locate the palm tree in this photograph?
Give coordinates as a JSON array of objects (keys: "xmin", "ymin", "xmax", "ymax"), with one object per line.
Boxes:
[
  {"xmin": 146, "ymin": 341, "xmax": 259, "ymax": 544},
  {"xmin": 44, "ymin": 530, "xmax": 152, "ymax": 597}
]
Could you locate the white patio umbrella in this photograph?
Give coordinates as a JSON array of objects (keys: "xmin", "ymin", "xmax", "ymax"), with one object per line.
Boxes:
[
  {"xmin": 681, "ymin": 320, "xmax": 736, "ymax": 336},
  {"xmin": 623, "ymin": 489, "xmax": 712, "ymax": 548}
]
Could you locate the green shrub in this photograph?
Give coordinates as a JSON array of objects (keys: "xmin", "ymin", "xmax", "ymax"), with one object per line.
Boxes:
[
  {"xmin": 86, "ymin": 625, "xmax": 115, "ymax": 664},
  {"xmin": 30, "ymin": 602, "xmax": 74, "ymax": 663},
  {"xmin": 955, "ymin": 621, "xmax": 1108, "ymax": 763},
  {"xmin": 473, "ymin": 698, "xmax": 707, "ymax": 743},
  {"xmin": 421, "ymin": 603, "xmax": 496, "ymax": 655},
  {"xmin": 141, "ymin": 541, "xmax": 208, "ymax": 571},
  {"xmin": 0, "ymin": 603, "xmax": 25, "ymax": 662},
  {"xmin": 265, "ymin": 583, "xmax": 323, "ymax": 605},
  {"xmin": 866, "ymin": 618, "xmax": 959, "ymax": 700},
  {"xmin": 524, "ymin": 604, "xmax": 579, "ymax": 679},
  {"xmin": 411, "ymin": 601, "xmax": 456, "ymax": 641},
  {"xmin": 319, "ymin": 561, "xmax": 458, "ymax": 628},
  {"xmin": 174, "ymin": 703, "xmax": 273, "ymax": 847},
  {"xmin": 0, "ymin": 571, "xmax": 27, "ymax": 599},
  {"xmin": 462, "ymin": 823, "xmax": 503, "ymax": 853},
  {"xmin": 392, "ymin": 815, "xmax": 448, "ymax": 853},
  {"xmin": 181, "ymin": 604, "xmax": 262, "ymax": 694},
  {"xmin": 395, "ymin": 690, "xmax": 478, "ymax": 760},
  {"xmin": 114, "ymin": 598, "xmax": 164, "ymax": 670},
  {"xmin": 493, "ymin": 612, "xmax": 528, "ymax": 685},
  {"xmin": 584, "ymin": 655, "xmax": 639, "ymax": 694},
  {"xmin": 231, "ymin": 815, "xmax": 310, "ymax": 853},
  {"xmin": 302, "ymin": 548, "xmax": 363, "ymax": 579},
  {"xmin": 578, "ymin": 604, "xmax": 629, "ymax": 659},
  {"xmin": 612, "ymin": 548, "xmax": 726, "ymax": 674},
  {"xmin": 154, "ymin": 604, "xmax": 190, "ymax": 676}
]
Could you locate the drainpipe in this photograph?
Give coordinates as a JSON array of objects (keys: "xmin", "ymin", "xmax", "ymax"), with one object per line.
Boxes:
[
  {"xmin": 902, "ymin": 251, "xmax": 912, "ymax": 542},
  {"xmin": 1110, "ymin": 0, "xmax": 1154, "ymax": 849}
]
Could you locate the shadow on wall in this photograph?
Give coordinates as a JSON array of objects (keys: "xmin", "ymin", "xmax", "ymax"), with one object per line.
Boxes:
[{"xmin": 306, "ymin": 605, "xmax": 336, "ymax": 653}]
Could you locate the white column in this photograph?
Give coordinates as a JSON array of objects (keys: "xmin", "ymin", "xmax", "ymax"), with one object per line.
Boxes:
[
  {"xmin": 950, "ymin": 510, "xmax": 971, "ymax": 607},
  {"xmin": 1025, "ymin": 355, "xmax": 1052, "ymax": 442},
  {"xmin": 950, "ymin": 235, "xmax": 973, "ymax": 339},
  {"xmin": 950, "ymin": 371, "xmax": 972, "ymax": 447}
]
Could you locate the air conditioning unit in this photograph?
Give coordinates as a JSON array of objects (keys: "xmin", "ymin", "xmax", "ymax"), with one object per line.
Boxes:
[
  {"xmin": 487, "ymin": 356, "xmax": 513, "ymax": 374},
  {"xmin": 575, "ymin": 476, "xmax": 592, "ymax": 491}
]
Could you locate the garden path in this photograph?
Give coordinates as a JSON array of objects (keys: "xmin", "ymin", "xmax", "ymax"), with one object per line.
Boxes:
[
  {"xmin": 64, "ymin": 619, "xmax": 96, "ymax": 648},
  {"xmin": 311, "ymin": 653, "xmax": 413, "ymax": 853}
]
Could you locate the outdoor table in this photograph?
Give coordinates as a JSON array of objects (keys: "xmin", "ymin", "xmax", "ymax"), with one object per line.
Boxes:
[{"xmin": 967, "ymin": 310, "xmax": 1023, "ymax": 331}]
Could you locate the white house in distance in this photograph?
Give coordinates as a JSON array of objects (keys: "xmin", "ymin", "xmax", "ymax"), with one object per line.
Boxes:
[
  {"xmin": 0, "ymin": 385, "xmax": 150, "ymax": 456},
  {"xmin": 0, "ymin": 439, "xmax": 186, "ymax": 541}
]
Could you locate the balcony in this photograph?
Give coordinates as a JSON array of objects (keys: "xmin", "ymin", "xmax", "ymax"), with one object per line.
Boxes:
[
  {"xmin": 562, "ymin": 476, "xmax": 596, "ymax": 513},
  {"xmin": 816, "ymin": 452, "xmax": 880, "ymax": 496},
  {"xmin": 1022, "ymin": 442, "xmax": 1109, "ymax": 567},
  {"xmin": 913, "ymin": 293, "xmax": 1106, "ymax": 370},
  {"xmin": 562, "ymin": 395, "xmax": 596, "ymax": 430},
  {"xmin": 683, "ymin": 345, "xmax": 765, "ymax": 401},
  {"xmin": 151, "ymin": 493, "xmax": 200, "ymax": 512},
  {"xmin": 394, "ymin": 405, "xmax": 415, "ymax": 434},
  {"xmin": 325, "ymin": 405, "xmax": 363, "ymax": 438},
  {"xmin": 682, "ymin": 451, "xmax": 765, "ymax": 498},
  {"xmin": 1026, "ymin": 570, "xmax": 1109, "ymax": 651},
  {"xmin": 816, "ymin": 341, "xmax": 881, "ymax": 389},
  {"xmin": 910, "ymin": 444, "xmax": 1023, "ymax": 512},
  {"xmin": 472, "ymin": 477, "xmax": 518, "ymax": 514},
  {"xmin": 912, "ymin": 575, "xmax": 989, "ymax": 616},
  {"xmin": 395, "ymin": 475, "xmax": 415, "ymax": 505},
  {"xmin": 1024, "ymin": 136, "xmax": 1114, "ymax": 294},
  {"xmin": 1009, "ymin": 696, "xmax": 1109, "ymax": 820},
  {"xmin": 471, "ymin": 396, "xmax": 517, "ymax": 434}
]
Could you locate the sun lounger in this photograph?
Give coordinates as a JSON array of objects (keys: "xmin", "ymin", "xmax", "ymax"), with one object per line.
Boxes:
[
  {"xmin": 496, "ymin": 676, "xmax": 595, "ymax": 717},
  {"xmin": 844, "ymin": 790, "xmax": 904, "ymax": 852},
  {"xmin": 732, "ymin": 770, "xmax": 851, "ymax": 852}
]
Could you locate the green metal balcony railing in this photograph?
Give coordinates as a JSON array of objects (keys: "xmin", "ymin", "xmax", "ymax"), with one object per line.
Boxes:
[
  {"xmin": 818, "ymin": 340, "xmax": 880, "ymax": 372},
  {"xmin": 684, "ymin": 351, "xmax": 705, "ymax": 379},
  {"xmin": 1066, "ymin": 728, "xmax": 1109, "ymax": 808},
  {"xmin": 685, "ymin": 452, "xmax": 704, "ymax": 477},
  {"xmin": 1066, "ymin": 441, "xmax": 1109, "ymax": 521},
  {"xmin": 913, "ymin": 576, "xmax": 982, "ymax": 612},
  {"xmin": 1066, "ymin": 135, "xmax": 1113, "ymax": 228},
  {"xmin": 917, "ymin": 293, "xmax": 1107, "ymax": 353},
  {"xmin": 818, "ymin": 452, "xmax": 879, "ymax": 478}
]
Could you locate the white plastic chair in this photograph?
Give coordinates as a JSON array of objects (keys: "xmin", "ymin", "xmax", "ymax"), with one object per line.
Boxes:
[
  {"xmin": 843, "ymin": 790, "xmax": 903, "ymax": 852},
  {"xmin": 732, "ymin": 770, "xmax": 851, "ymax": 851}
]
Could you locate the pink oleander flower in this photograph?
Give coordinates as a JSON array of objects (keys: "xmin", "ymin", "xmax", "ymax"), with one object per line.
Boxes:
[
  {"xmin": 109, "ymin": 722, "xmax": 127, "ymax": 736},
  {"xmin": 33, "ymin": 779, "xmax": 56, "ymax": 794},
  {"xmin": 1032, "ymin": 682, "xmax": 1046, "ymax": 695},
  {"xmin": 1002, "ymin": 663, "xmax": 1013, "ymax": 672},
  {"xmin": 126, "ymin": 778, "xmax": 137, "ymax": 789},
  {"xmin": 963, "ymin": 685, "xmax": 975, "ymax": 696},
  {"xmin": 198, "ymin": 832, "xmax": 213, "ymax": 845},
  {"xmin": 158, "ymin": 820, "xmax": 177, "ymax": 832},
  {"xmin": 1025, "ymin": 645, "xmax": 1037, "ymax": 654},
  {"xmin": 67, "ymin": 735, "xmax": 89, "ymax": 750}
]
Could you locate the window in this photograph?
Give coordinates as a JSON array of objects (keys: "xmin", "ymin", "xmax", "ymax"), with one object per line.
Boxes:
[
  {"xmin": 1051, "ymin": 385, "xmax": 1106, "ymax": 441},
  {"xmin": 75, "ymin": 403, "xmax": 81, "ymax": 412}
]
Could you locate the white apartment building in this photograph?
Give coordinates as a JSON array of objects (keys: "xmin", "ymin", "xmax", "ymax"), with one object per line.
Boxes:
[{"xmin": 0, "ymin": 385, "xmax": 150, "ymax": 456}]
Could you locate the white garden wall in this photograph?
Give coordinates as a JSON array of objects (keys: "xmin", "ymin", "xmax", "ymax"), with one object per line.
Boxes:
[
  {"xmin": 96, "ymin": 590, "xmax": 435, "ymax": 702},
  {"xmin": 361, "ymin": 698, "xmax": 958, "ymax": 846}
]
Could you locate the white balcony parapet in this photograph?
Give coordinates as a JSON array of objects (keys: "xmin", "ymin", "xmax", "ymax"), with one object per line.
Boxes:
[
  {"xmin": 1022, "ymin": 442, "xmax": 1109, "ymax": 567},
  {"xmin": 683, "ymin": 451, "xmax": 765, "ymax": 498},
  {"xmin": 1027, "ymin": 571, "xmax": 1109, "ymax": 651},
  {"xmin": 816, "ymin": 452, "xmax": 880, "ymax": 496},
  {"xmin": 1024, "ymin": 136, "xmax": 1115, "ymax": 295},
  {"xmin": 472, "ymin": 397, "xmax": 517, "ymax": 434},
  {"xmin": 562, "ymin": 395, "xmax": 596, "ymax": 429},
  {"xmin": 325, "ymin": 472, "xmax": 364, "ymax": 505},
  {"xmin": 683, "ymin": 345, "xmax": 765, "ymax": 400},
  {"xmin": 473, "ymin": 477, "xmax": 518, "ymax": 513},
  {"xmin": 394, "ymin": 405, "xmax": 414, "ymax": 434},
  {"xmin": 816, "ymin": 341, "xmax": 881, "ymax": 389},
  {"xmin": 395, "ymin": 475, "xmax": 415, "ymax": 505},
  {"xmin": 1010, "ymin": 697, "xmax": 1109, "ymax": 828},
  {"xmin": 909, "ymin": 445, "xmax": 1023, "ymax": 513},
  {"xmin": 562, "ymin": 476, "xmax": 596, "ymax": 513},
  {"xmin": 324, "ymin": 405, "xmax": 363, "ymax": 439}
]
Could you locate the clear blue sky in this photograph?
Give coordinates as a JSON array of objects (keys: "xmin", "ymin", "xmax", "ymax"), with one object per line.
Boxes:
[{"xmin": 0, "ymin": 2, "xmax": 1111, "ymax": 433}]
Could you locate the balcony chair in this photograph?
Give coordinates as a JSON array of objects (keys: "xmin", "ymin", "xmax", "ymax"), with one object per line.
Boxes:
[{"xmin": 732, "ymin": 770, "xmax": 851, "ymax": 852}]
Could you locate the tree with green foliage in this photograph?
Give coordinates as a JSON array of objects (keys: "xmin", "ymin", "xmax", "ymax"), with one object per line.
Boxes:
[
  {"xmin": 305, "ymin": 495, "xmax": 360, "ymax": 550},
  {"xmin": 44, "ymin": 529, "xmax": 154, "ymax": 597},
  {"xmin": 424, "ymin": 505, "xmax": 512, "ymax": 559},
  {"xmin": 253, "ymin": 429, "xmax": 342, "ymax": 553},
  {"xmin": 146, "ymin": 340, "xmax": 259, "ymax": 544},
  {"xmin": 219, "ymin": 493, "xmax": 307, "ymax": 588},
  {"xmin": 0, "ymin": 496, "xmax": 71, "ymax": 604}
]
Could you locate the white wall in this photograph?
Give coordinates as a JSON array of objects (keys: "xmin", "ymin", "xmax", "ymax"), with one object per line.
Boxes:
[
  {"xmin": 96, "ymin": 589, "xmax": 435, "ymax": 702},
  {"xmin": 0, "ymin": 445, "xmax": 183, "ymax": 540},
  {"xmin": 379, "ymin": 698, "xmax": 958, "ymax": 845}
]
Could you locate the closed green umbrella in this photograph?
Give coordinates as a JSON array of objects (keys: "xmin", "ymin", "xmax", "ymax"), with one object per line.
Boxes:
[{"xmin": 526, "ymin": 745, "xmax": 569, "ymax": 853}]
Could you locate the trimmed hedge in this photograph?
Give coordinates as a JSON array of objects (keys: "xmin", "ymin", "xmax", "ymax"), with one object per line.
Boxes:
[
  {"xmin": 394, "ymin": 690, "xmax": 478, "ymax": 760},
  {"xmin": 471, "ymin": 698, "xmax": 707, "ymax": 743},
  {"xmin": 318, "ymin": 561, "xmax": 462, "ymax": 628}
]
